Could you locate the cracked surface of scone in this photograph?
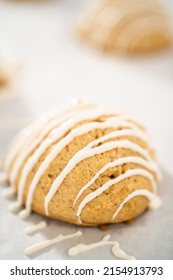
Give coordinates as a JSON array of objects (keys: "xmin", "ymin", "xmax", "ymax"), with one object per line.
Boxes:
[
  {"xmin": 5, "ymin": 103, "xmax": 160, "ymax": 226},
  {"xmin": 77, "ymin": 0, "xmax": 173, "ymax": 54}
]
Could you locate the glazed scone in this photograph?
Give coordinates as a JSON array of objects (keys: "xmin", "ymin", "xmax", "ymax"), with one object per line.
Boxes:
[
  {"xmin": 4, "ymin": 102, "xmax": 161, "ymax": 226},
  {"xmin": 77, "ymin": 0, "xmax": 173, "ymax": 54}
]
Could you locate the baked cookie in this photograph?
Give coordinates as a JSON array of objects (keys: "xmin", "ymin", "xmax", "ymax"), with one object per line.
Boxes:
[
  {"xmin": 4, "ymin": 102, "xmax": 161, "ymax": 226},
  {"xmin": 77, "ymin": 0, "xmax": 173, "ymax": 54}
]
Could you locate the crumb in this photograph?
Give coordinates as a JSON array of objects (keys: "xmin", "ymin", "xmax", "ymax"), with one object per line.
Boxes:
[
  {"xmin": 124, "ymin": 219, "xmax": 135, "ymax": 225},
  {"xmin": 99, "ymin": 224, "xmax": 108, "ymax": 231}
]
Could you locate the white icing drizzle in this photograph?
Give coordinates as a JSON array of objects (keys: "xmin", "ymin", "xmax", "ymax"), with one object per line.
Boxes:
[
  {"xmin": 7, "ymin": 124, "xmax": 47, "ymax": 178},
  {"xmin": 73, "ymin": 156, "xmax": 159, "ymax": 207},
  {"xmin": 116, "ymin": 15, "xmax": 170, "ymax": 52},
  {"xmin": 4, "ymin": 105, "xmax": 79, "ymax": 174},
  {"xmin": 19, "ymin": 209, "xmax": 31, "ymax": 219},
  {"xmin": 77, "ymin": 169, "xmax": 156, "ymax": 223},
  {"xmin": 4, "ymin": 125, "xmax": 34, "ymax": 174},
  {"xmin": 9, "ymin": 201, "xmax": 22, "ymax": 213},
  {"xmin": 68, "ymin": 234, "xmax": 135, "ymax": 260},
  {"xmin": 0, "ymin": 172, "xmax": 8, "ymax": 185},
  {"xmin": 25, "ymin": 221, "xmax": 48, "ymax": 234},
  {"xmin": 112, "ymin": 189, "xmax": 162, "ymax": 220},
  {"xmin": 70, "ymin": 97, "xmax": 83, "ymax": 106},
  {"xmin": 24, "ymin": 230, "xmax": 82, "ymax": 256},
  {"xmin": 5, "ymin": 102, "xmax": 95, "ymax": 179},
  {"xmin": 12, "ymin": 108, "xmax": 119, "ymax": 201},
  {"xmin": 79, "ymin": 0, "xmax": 171, "ymax": 53},
  {"xmin": 10, "ymin": 107, "xmax": 92, "ymax": 185},
  {"xmin": 21, "ymin": 121, "xmax": 152, "ymax": 216},
  {"xmin": 3, "ymin": 186, "xmax": 16, "ymax": 198},
  {"xmin": 45, "ymin": 140, "xmax": 157, "ymax": 216},
  {"xmin": 4, "ymin": 103, "xmax": 161, "ymax": 225}
]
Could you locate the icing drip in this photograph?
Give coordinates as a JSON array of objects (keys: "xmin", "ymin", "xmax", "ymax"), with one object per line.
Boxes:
[
  {"xmin": 25, "ymin": 221, "xmax": 48, "ymax": 234},
  {"xmin": 19, "ymin": 209, "xmax": 31, "ymax": 220},
  {"xmin": 77, "ymin": 169, "xmax": 156, "ymax": 223},
  {"xmin": 112, "ymin": 189, "xmax": 162, "ymax": 220},
  {"xmin": 4, "ymin": 125, "xmax": 34, "ymax": 174},
  {"xmin": 9, "ymin": 201, "xmax": 22, "ymax": 212},
  {"xmin": 68, "ymin": 234, "xmax": 135, "ymax": 260},
  {"xmin": 148, "ymin": 194, "xmax": 162, "ymax": 209},
  {"xmin": 3, "ymin": 186, "xmax": 16, "ymax": 198},
  {"xmin": 24, "ymin": 230, "xmax": 82, "ymax": 256}
]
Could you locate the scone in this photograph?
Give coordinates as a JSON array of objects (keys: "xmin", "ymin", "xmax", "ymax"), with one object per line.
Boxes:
[
  {"xmin": 76, "ymin": 0, "xmax": 173, "ymax": 54},
  {"xmin": 4, "ymin": 102, "xmax": 161, "ymax": 226},
  {"xmin": 0, "ymin": 46, "xmax": 19, "ymax": 94}
]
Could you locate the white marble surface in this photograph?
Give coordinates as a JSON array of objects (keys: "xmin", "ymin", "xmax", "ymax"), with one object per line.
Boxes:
[{"xmin": 0, "ymin": 0, "xmax": 173, "ymax": 260}]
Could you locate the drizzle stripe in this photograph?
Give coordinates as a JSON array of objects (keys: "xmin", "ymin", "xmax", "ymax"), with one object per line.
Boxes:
[
  {"xmin": 7, "ymin": 102, "xmax": 94, "ymax": 181},
  {"xmin": 45, "ymin": 140, "xmax": 156, "ymax": 215},
  {"xmin": 68, "ymin": 234, "xmax": 135, "ymax": 260},
  {"xmin": 21, "ymin": 122, "xmax": 149, "ymax": 213},
  {"xmin": 77, "ymin": 169, "xmax": 156, "ymax": 223},
  {"xmin": 4, "ymin": 125, "xmax": 34, "ymax": 173},
  {"xmin": 10, "ymin": 107, "xmax": 91, "ymax": 185},
  {"xmin": 5, "ymin": 105, "xmax": 79, "ymax": 173},
  {"xmin": 112, "ymin": 189, "xmax": 162, "ymax": 220},
  {"xmin": 10, "ymin": 107, "xmax": 119, "ymax": 186},
  {"xmin": 73, "ymin": 156, "xmax": 158, "ymax": 207},
  {"xmin": 25, "ymin": 221, "xmax": 48, "ymax": 234},
  {"xmin": 24, "ymin": 231, "xmax": 82, "ymax": 256},
  {"xmin": 15, "ymin": 112, "xmax": 121, "ymax": 205},
  {"xmin": 117, "ymin": 16, "xmax": 170, "ymax": 51},
  {"xmin": 3, "ymin": 186, "xmax": 16, "ymax": 198}
]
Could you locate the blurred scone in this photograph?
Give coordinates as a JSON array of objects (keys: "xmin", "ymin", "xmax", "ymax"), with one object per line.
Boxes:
[
  {"xmin": 0, "ymin": 46, "xmax": 19, "ymax": 95},
  {"xmin": 77, "ymin": 0, "xmax": 173, "ymax": 54},
  {"xmin": 4, "ymin": 102, "xmax": 161, "ymax": 226}
]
